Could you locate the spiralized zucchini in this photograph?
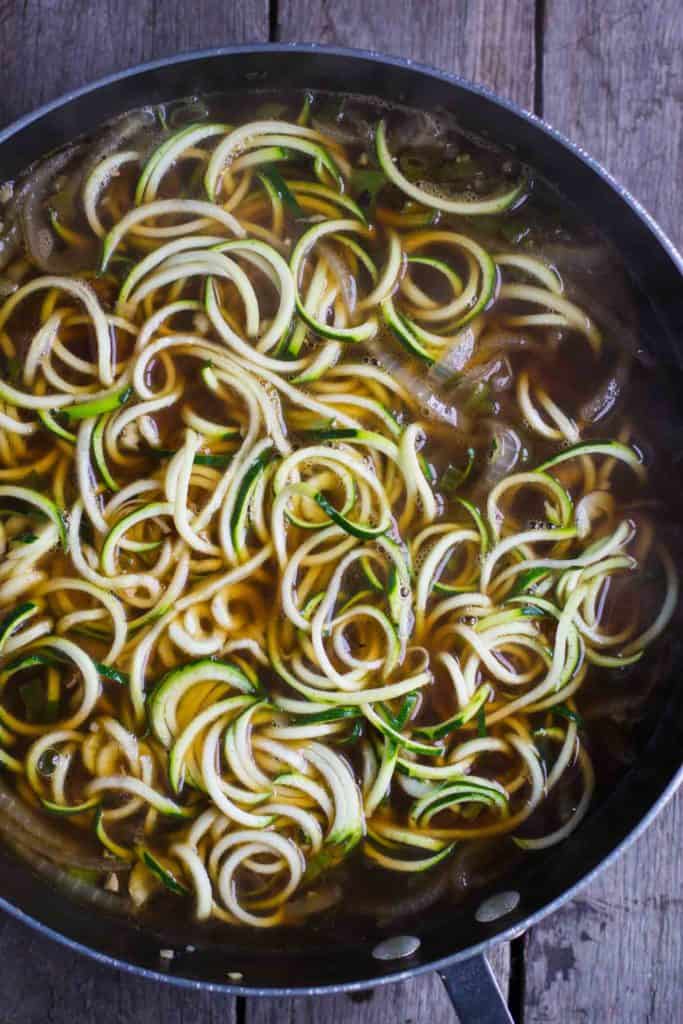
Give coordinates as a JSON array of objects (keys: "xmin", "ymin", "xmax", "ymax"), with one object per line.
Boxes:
[{"xmin": 0, "ymin": 94, "xmax": 677, "ymax": 929}]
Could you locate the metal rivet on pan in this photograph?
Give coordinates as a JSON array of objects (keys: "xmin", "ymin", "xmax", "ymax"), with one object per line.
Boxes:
[
  {"xmin": 475, "ymin": 890, "xmax": 521, "ymax": 923},
  {"xmin": 372, "ymin": 935, "xmax": 421, "ymax": 961}
]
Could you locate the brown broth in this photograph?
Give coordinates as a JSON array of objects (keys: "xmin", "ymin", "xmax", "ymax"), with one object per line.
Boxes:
[{"xmin": 0, "ymin": 89, "xmax": 681, "ymax": 939}]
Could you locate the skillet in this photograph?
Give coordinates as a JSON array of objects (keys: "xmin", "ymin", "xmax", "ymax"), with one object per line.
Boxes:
[{"xmin": 0, "ymin": 44, "xmax": 682, "ymax": 1023}]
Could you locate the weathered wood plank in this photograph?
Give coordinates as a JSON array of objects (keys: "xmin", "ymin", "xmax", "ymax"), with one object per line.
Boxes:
[
  {"xmin": 250, "ymin": 3, "xmax": 535, "ymax": 1017},
  {"xmin": 540, "ymin": 0, "xmax": 683, "ymax": 243},
  {"xmin": 0, "ymin": 0, "xmax": 269, "ymax": 126},
  {"xmin": 525, "ymin": 2, "xmax": 683, "ymax": 1021},
  {"xmin": 0, "ymin": 912, "xmax": 237, "ymax": 1024},
  {"xmin": 0, "ymin": 10, "xmax": 265, "ymax": 1023},
  {"xmin": 524, "ymin": 795, "xmax": 683, "ymax": 1023},
  {"xmin": 246, "ymin": 947, "xmax": 511, "ymax": 1024},
  {"xmin": 277, "ymin": 0, "xmax": 536, "ymax": 109}
]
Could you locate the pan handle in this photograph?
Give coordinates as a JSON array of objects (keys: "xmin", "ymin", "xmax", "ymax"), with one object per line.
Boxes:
[{"xmin": 438, "ymin": 954, "xmax": 514, "ymax": 1023}]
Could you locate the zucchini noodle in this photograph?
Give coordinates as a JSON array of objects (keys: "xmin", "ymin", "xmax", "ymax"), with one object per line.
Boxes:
[{"xmin": 0, "ymin": 93, "xmax": 677, "ymax": 930}]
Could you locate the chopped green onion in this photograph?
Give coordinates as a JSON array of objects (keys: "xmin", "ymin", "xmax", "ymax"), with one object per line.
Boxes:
[
  {"xmin": 350, "ymin": 168, "xmax": 387, "ymax": 206},
  {"xmin": 552, "ymin": 703, "xmax": 584, "ymax": 727},
  {"xmin": 259, "ymin": 165, "xmax": 304, "ymax": 218},
  {"xmin": 440, "ymin": 448, "xmax": 475, "ymax": 494}
]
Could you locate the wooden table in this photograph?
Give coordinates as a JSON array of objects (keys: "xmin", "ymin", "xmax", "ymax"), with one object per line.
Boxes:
[{"xmin": 0, "ymin": 2, "xmax": 681, "ymax": 1020}]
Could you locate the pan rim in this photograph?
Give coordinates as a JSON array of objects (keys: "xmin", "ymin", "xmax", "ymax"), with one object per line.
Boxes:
[{"xmin": 0, "ymin": 40, "xmax": 681, "ymax": 997}]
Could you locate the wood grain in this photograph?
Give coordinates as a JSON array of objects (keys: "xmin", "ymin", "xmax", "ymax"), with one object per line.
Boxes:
[
  {"xmin": 0, "ymin": 8, "xmax": 264, "ymax": 1021},
  {"xmin": 524, "ymin": 2, "xmax": 683, "ymax": 1021},
  {"xmin": 0, "ymin": 912, "xmax": 236, "ymax": 1024},
  {"xmin": 0, "ymin": 0, "xmax": 269, "ymax": 126},
  {"xmin": 277, "ymin": 0, "xmax": 536, "ymax": 109},
  {"xmin": 523, "ymin": 796, "xmax": 683, "ymax": 1023},
  {"xmin": 539, "ymin": 0, "xmax": 683, "ymax": 242},
  {"xmin": 246, "ymin": 947, "xmax": 511, "ymax": 1024},
  {"xmin": 0, "ymin": 2, "xmax": 680, "ymax": 1023}
]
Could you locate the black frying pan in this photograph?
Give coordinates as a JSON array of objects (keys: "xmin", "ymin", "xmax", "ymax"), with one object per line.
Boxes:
[{"xmin": 1, "ymin": 45, "xmax": 682, "ymax": 1024}]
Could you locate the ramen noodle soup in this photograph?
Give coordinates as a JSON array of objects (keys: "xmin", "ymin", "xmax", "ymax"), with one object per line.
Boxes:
[{"xmin": 0, "ymin": 92, "xmax": 678, "ymax": 932}]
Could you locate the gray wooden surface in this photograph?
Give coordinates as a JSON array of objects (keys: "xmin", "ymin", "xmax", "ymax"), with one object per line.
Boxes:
[
  {"xmin": 0, "ymin": 1, "xmax": 680, "ymax": 1021},
  {"xmin": 524, "ymin": 4, "xmax": 683, "ymax": 1020}
]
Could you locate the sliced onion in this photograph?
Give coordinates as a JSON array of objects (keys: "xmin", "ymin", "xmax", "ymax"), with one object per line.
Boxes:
[
  {"xmin": 0, "ymin": 276, "xmax": 18, "ymax": 298},
  {"xmin": 318, "ymin": 240, "xmax": 356, "ymax": 313},
  {"xmin": 472, "ymin": 422, "xmax": 522, "ymax": 494},
  {"xmin": 387, "ymin": 110, "xmax": 459, "ymax": 152},
  {"xmin": 166, "ymin": 97, "xmax": 210, "ymax": 129},
  {"xmin": 580, "ymin": 353, "xmax": 630, "ymax": 424},
  {"xmin": 364, "ymin": 331, "xmax": 460, "ymax": 425},
  {"xmin": 4, "ymin": 835, "xmax": 132, "ymax": 915},
  {"xmin": 79, "ymin": 108, "xmax": 157, "ymax": 183},
  {"xmin": 428, "ymin": 325, "xmax": 477, "ymax": 378},
  {"xmin": 0, "ymin": 180, "xmax": 19, "ymax": 272},
  {"xmin": 0, "ymin": 778, "xmax": 129, "ymax": 872},
  {"xmin": 11, "ymin": 112, "xmax": 156, "ymax": 276},
  {"xmin": 0, "ymin": 221, "xmax": 20, "ymax": 272},
  {"xmin": 15, "ymin": 144, "xmax": 87, "ymax": 273},
  {"xmin": 312, "ymin": 111, "xmax": 372, "ymax": 146},
  {"xmin": 475, "ymin": 328, "xmax": 539, "ymax": 360}
]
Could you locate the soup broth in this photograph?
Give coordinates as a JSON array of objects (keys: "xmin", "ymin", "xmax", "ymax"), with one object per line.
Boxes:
[{"xmin": 0, "ymin": 90, "xmax": 679, "ymax": 934}]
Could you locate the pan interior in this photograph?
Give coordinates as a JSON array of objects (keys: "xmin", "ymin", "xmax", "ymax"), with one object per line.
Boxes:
[{"xmin": 0, "ymin": 47, "xmax": 682, "ymax": 991}]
